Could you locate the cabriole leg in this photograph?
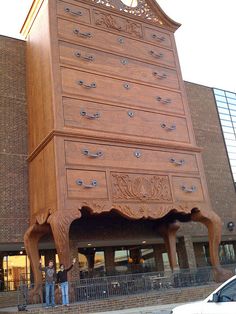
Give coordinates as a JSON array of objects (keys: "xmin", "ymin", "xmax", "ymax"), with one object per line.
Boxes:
[{"xmin": 192, "ymin": 209, "xmax": 232, "ymax": 282}]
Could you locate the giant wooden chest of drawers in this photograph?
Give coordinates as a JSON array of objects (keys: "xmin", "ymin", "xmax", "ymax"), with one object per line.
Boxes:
[{"xmin": 22, "ymin": 0, "xmax": 228, "ymax": 286}]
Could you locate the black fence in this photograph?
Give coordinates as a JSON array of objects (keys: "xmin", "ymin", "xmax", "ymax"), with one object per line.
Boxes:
[{"xmin": 17, "ymin": 265, "xmax": 235, "ymax": 308}]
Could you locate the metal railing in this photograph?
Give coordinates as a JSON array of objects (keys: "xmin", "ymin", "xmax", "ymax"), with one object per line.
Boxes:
[{"xmin": 17, "ymin": 265, "xmax": 233, "ymax": 308}]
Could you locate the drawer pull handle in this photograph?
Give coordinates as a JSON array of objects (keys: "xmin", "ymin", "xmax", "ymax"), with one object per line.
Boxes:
[
  {"xmin": 152, "ymin": 34, "xmax": 165, "ymax": 42},
  {"xmin": 170, "ymin": 158, "xmax": 185, "ymax": 166},
  {"xmin": 121, "ymin": 59, "xmax": 128, "ymax": 65},
  {"xmin": 73, "ymin": 28, "xmax": 92, "ymax": 38},
  {"xmin": 75, "ymin": 51, "xmax": 95, "ymax": 61},
  {"xmin": 127, "ymin": 111, "xmax": 134, "ymax": 118},
  {"xmin": 82, "ymin": 149, "xmax": 103, "ymax": 158},
  {"xmin": 118, "ymin": 37, "xmax": 125, "ymax": 44},
  {"xmin": 76, "ymin": 179, "xmax": 97, "ymax": 188},
  {"xmin": 181, "ymin": 185, "xmax": 196, "ymax": 193},
  {"xmin": 65, "ymin": 7, "xmax": 83, "ymax": 16},
  {"xmin": 80, "ymin": 110, "xmax": 100, "ymax": 119},
  {"xmin": 156, "ymin": 96, "xmax": 171, "ymax": 104},
  {"xmin": 123, "ymin": 83, "xmax": 130, "ymax": 90},
  {"xmin": 134, "ymin": 150, "xmax": 141, "ymax": 158},
  {"xmin": 153, "ymin": 71, "xmax": 167, "ymax": 79},
  {"xmin": 160, "ymin": 123, "xmax": 176, "ymax": 131},
  {"xmin": 150, "ymin": 50, "xmax": 163, "ymax": 59},
  {"xmin": 78, "ymin": 80, "xmax": 96, "ymax": 89}
]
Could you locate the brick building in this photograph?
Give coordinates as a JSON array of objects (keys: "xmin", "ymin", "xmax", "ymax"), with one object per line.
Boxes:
[{"xmin": 0, "ymin": 34, "xmax": 236, "ymax": 289}]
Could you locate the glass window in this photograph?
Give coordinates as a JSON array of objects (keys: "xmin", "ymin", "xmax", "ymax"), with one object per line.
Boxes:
[
  {"xmin": 228, "ymin": 99, "xmax": 236, "ymax": 106},
  {"xmin": 229, "ymin": 109, "xmax": 236, "ymax": 116},
  {"xmin": 162, "ymin": 253, "xmax": 171, "ymax": 271},
  {"xmin": 221, "ymin": 120, "xmax": 233, "ymax": 128},
  {"xmin": 226, "ymin": 146, "xmax": 236, "ymax": 153},
  {"xmin": 114, "ymin": 249, "xmax": 129, "ymax": 273},
  {"xmin": 217, "ymin": 102, "xmax": 228, "ymax": 109},
  {"xmin": 228, "ymin": 152, "xmax": 236, "ymax": 159},
  {"xmin": 229, "ymin": 159, "xmax": 236, "ymax": 166},
  {"xmin": 218, "ymin": 279, "xmax": 236, "ymax": 301},
  {"xmin": 219, "ymin": 114, "xmax": 231, "ymax": 121},
  {"xmin": 222, "ymin": 126, "xmax": 234, "ymax": 133},
  {"xmin": 218, "ymin": 107, "xmax": 230, "ymax": 115},
  {"xmin": 78, "ymin": 253, "xmax": 88, "ymax": 273},
  {"xmin": 215, "ymin": 95, "xmax": 227, "ymax": 102},
  {"xmin": 94, "ymin": 251, "xmax": 105, "ymax": 274},
  {"xmin": 225, "ymin": 139, "xmax": 236, "ymax": 147},
  {"xmin": 115, "ymin": 249, "xmax": 129, "ymax": 265},
  {"xmin": 225, "ymin": 91, "xmax": 236, "ymax": 98},
  {"xmin": 141, "ymin": 248, "xmax": 155, "ymax": 271},
  {"xmin": 3, "ymin": 255, "xmax": 28, "ymax": 291},
  {"xmin": 214, "ymin": 89, "xmax": 225, "ymax": 96},
  {"xmin": 224, "ymin": 133, "xmax": 236, "ymax": 140}
]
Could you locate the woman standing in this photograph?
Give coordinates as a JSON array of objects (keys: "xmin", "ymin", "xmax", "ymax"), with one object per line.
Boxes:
[{"xmin": 57, "ymin": 258, "xmax": 76, "ymax": 306}]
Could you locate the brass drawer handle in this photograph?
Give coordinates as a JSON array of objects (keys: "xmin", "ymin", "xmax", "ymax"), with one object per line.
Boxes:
[
  {"xmin": 76, "ymin": 179, "xmax": 97, "ymax": 188},
  {"xmin": 150, "ymin": 50, "xmax": 163, "ymax": 59},
  {"xmin": 73, "ymin": 28, "xmax": 92, "ymax": 38},
  {"xmin": 170, "ymin": 158, "xmax": 185, "ymax": 166},
  {"xmin": 78, "ymin": 80, "xmax": 96, "ymax": 89},
  {"xmin": 153, "ymin": 71, "xmax": 167, "ymax": 79},
  {"xmin": 75, "ymin": 51, "xmax": 95, "ymax": 61},
  {"xmin": 160, "ymin": 123, "xmax": 176, "ymax": 131},
  {"xmin": 181, "ymin": 185, "xmax": 196, "ymax": 193},
  {"xmin": 82, "ymin": 149, "xmax": 103, "ymax": 158},
  {"xmin": 152, "ymin": 34, "xmax": 165, "ymax": 42},
  {"xmin": 65, "ymin": 7, "xmax": 83, "ymax": 16},
  {"xmin": 156, "ymin": 96, "xmax": 171, "ymax": 104},
  {"xmin": 80, "ymin": 110, "xmax": 100, "ymax": 119}
]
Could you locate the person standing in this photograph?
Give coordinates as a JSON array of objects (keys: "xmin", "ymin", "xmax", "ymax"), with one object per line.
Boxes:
[
  {"xmin": 57, "ymin": 258, "xmax": 76, "ymax": 306},
  {"xmin": 39, "ymin": 259, "xmax": 57, "ymax": 308}
]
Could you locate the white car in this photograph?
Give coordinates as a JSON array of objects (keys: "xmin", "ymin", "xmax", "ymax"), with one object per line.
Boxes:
[{"xmin": 171, "ymin": 275, "xmax": 236, "ymax": 314}]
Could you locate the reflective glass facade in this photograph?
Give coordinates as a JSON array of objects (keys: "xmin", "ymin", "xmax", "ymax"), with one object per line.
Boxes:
[{"xmin": 214, "ymin": 88, "xmax": 236, "ymax": 182}]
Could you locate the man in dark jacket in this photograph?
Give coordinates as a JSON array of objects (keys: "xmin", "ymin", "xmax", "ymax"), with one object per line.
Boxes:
[
  {"xmin": 39, "ymin": 259, "xmax": 57, "ymax": 308},
  {"xmin": 57, "ymin": 258, "xmax": 76, "ymax": 306}
]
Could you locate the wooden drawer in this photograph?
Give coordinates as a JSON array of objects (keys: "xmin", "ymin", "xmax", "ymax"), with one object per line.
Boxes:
[
  {"xmin": 59, "ymin": 41, "xmax": 178, "ymax": 88},
  {"xmin": 66, "ymin": 169, "xmax": 108, "ymax": 199},
  {"xmin": 57, "ymin": 1, "xmax": 91, "ymax": 24},
  {"xmin": 61, "ymin": 69, "xmax": 185, "ymax": 115},
  {"xmin": 65, "ymin": 140, "xmax": 199, "ymax": 173},
  {"xmin": 62, "ymin": 97, "xmax": 190, "ymax": 143},
  {"xmin": 58, "ymin": 19, "xmax": 177, "ymax": 67},
  {"xmin": 172, "ymin": 176, "xmax": 204, "ymax": 202},
  {"xmin": 143, "ymin": 26, "xmax": 172, "ymax": 48}
]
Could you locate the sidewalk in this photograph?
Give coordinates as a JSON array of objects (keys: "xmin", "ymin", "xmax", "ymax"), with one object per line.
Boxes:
[
  {"xmin": 90, "ymin": 303, "xmax": 183, "ymax": 314},
  {"xmin": 0, "ymin": 303, "xmax": 183, "ymax": 313}
]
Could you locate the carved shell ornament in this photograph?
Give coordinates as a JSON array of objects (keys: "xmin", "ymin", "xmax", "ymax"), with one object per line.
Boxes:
[{"xmin": 90, "ymin": 0, "xmax": 164, "ymax": 25}]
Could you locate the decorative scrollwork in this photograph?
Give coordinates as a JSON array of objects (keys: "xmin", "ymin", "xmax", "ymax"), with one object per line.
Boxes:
[
  {"xmin": 89, "ymin": 0, "xmax": 164, "ymax": 25},
  {"xmin": 111, "ymin": 173, "xmax": 172, "ymax": 201},
  {"xmin": 94, "ymin": 11, "xmax": 142, "ymax": 38}
]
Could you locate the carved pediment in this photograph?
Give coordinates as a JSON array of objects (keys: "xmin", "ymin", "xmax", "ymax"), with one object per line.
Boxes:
[{"xmin": 88, "ymin": 0, "xmax": 180, "ymax": 31}]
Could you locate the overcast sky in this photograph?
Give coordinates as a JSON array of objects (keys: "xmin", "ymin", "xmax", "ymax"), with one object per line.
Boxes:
[{"xmin": 0, "ymin": 0, "xmax": 235, "ymax": 93}]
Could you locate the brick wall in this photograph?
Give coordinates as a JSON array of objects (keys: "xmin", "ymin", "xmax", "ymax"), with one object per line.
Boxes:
[
  {"xmin": 184, "ymin": 82, "xmax": 236, "ymax": 237},
  {"xmin": 0, "ymin": 283, "xmax": 220, "ymax": 313},
  {"xmin": 0, "ymin": 35, "xmax": 28, "ymax": 244}
]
